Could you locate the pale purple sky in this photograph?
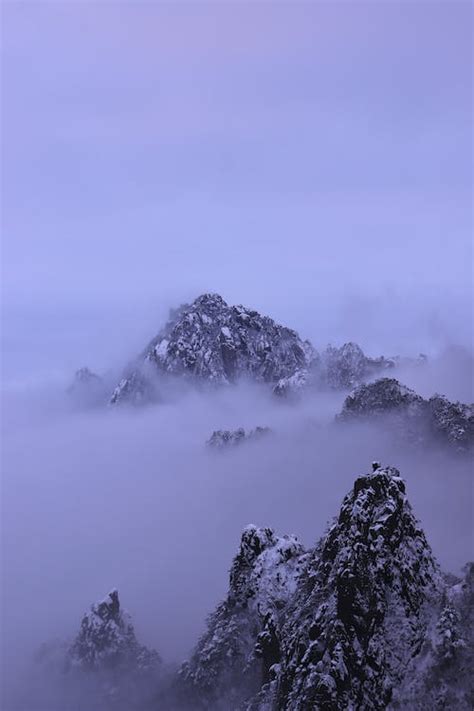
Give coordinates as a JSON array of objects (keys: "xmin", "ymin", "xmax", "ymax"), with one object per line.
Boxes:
[{"xmin": 1, "ymin": 1, "xmax": 472, "ymax": 379}]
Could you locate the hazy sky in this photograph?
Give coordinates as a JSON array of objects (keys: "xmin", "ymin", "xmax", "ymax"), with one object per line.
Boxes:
[{"xmin": 2, "ymin": 1, "xmax": 472, "ymax": 380}]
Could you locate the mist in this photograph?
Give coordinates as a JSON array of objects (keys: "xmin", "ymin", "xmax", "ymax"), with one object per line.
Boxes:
[
  {"xmin": 2, "ymin": 354, "xmax": 473, "ymax": 708},
  {"xmin": 1, "ymin": 1, "xmax": 472, "ymax": 709}
]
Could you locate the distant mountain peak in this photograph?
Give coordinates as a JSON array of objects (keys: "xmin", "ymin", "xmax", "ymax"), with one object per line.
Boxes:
[
  {"xmin": 68, "ymin": 588, "xmax": 160, "ymax": 673},
  {"xmin": 110, "ymin": 293, "xmax": 316, "ymax": 404}
]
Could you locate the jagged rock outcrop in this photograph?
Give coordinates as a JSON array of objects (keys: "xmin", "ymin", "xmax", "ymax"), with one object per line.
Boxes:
[
  {"xmin": 68, "ymin": 589, "xmax": 160, "ymax": 674},
  {"xmin": 110, "ymin": 293, "xmax": 316, "ymax": 404},
  {"xmin": 39, "ymin": 467, "xmax": 472, "ymax": 710},
  {"xmin": 206, "ymin": 426, "xmax": 271, "ymax": 449},
  {"xmin": 174, "ymin": 464, "xmax": 473, "ymax": 710},
  {"xmin": 178, "ymin": 526, "xmax": 306, "ymax": 710},
  {"xmin": 36, "ymin": 590, "xmax": 161, "ymax": 710},
  {"xmin": 266, "ymin": 465, "xmax": 443, "ymax": 710},
  {"xmin": 338, "ymin": 378, "xmax": 474, "ymax": 452}
]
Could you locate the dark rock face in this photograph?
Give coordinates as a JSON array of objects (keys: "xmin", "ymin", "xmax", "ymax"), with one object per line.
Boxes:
[
  {"xmin": 68, "ymin": 589, "xmax": 160, "ymax": 674},
  {"xmin": 427, "ymin": 394, "xmax": 474, "ymax": 451},
  {"xmin": 321, "ymin": 343, "xmax": 395, "ymax": 390},
  {"xmin": 110, "ymin": 293, "xmax": 316, "ymax": 404},
  {"xmin": 392, "ymin": 563, "xmax": 474, "ymax": 710},
  {"xmin": 175, "ymin": 465, "xmax": 470, "ymax": 711},
  {"xmin": 339, "ymin": 377, "xmax": 425, "ymax": 419},
  {"xmin": 270, "ymin": 466, "xmax": 442, "ymax": 711},
  {"xmin": 178, "ymin": 526, "xmax": 306, "ymax": 710},
  {"xmin": 338, "ymin": 378, "xmax": 474, "ymax": 452},
  {"xmin": 206, "ymin": 426, "xmax": 271, "ymax": 449},
  {"xmin": 41, "ymin": 468, "xmax": 472, "ymax": 710}
]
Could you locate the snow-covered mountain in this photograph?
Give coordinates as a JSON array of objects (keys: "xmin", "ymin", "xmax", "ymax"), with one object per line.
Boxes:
[
  {"xmin": 172, "ymin": 464, "xmax": 472, "ymax": 710},
  {"xmin": 178, "ymin": 526, "xmax": 306, "ymax": 710},
  {"xmin": 107, "ymin": 294, "xmax": 401, "ymax": 404},
  {"xmin": 338, "ymin": 378, "xmax": 474, "ymax": 452},
  {"xmin": 41, "ymin": 464, "xmax": 472, "ymax": 710},
  {"xmin": 110, "ymin": 293, "xmax": 316, "ymax": 404},
  {"xmin": 68, "ymin": 588, "xmax": 160, "ymax": 674}
]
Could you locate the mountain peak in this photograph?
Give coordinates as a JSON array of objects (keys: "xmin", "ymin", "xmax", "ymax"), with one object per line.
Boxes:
[
  {"xmin": 193, "ymin": 292, "xmax": 228, "ymax": 307},
  {"xmin": 274, "ymin": 463, "xmax": 442, "ymax": 710},
  {"xmin": 338, "ymin": 378, "xmax": 474, "ymax": 452},
  {"xmin": 68, "ymin": 589, "xmax": 160, "ymax": 674},
  {"xmin": 110, "ymin": 295, "xmax": 315, "ymax": 403}
]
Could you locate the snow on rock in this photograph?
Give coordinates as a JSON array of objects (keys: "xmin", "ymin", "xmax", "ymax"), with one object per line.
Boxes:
[
  {"xmin": 174, "ymin": 464, "xmax": 469, "ymax": 710},
  {"xmin": 177, "ymin": 526, "xmax": 306, "ymax": 710},
  {"xmin": 109, "ymin": 370, "xmax": 157, "ymax": 406},
  {"xmin": 206, "ymin": 426, "xmax": 272, "ymax": 449},
  {"xmin": 109, "ymin": 293, "xmax": 316, "ymax": 404},
  {"xmin": 68, "ymin": 589, "xmax": 160, "ymax": 674},
  {"xmin": 392, "ymin": 563, "xmax": 474, "ymax": 710},
  {"xmin": 272, "ymin": 369, "xmax": 309, "ymax": 398},
  {"xmin": 264, "ymin": 465, "xmax": 443, "ymax": 710},
  {"xmin": 427, "ymin": 394, "xmax": 474, "ymax": 452},
  {"xmin": 338, "ymin": 378, "xmax": 474, "ymax": 452}
]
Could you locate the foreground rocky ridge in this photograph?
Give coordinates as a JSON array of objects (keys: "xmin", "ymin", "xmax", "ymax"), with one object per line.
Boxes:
[
  {"xmin": 178, "ymin": 526, "xmax": 306, "ymax": 709},
  {"xmin": 339, "ymin": 378, "xmax": 474, "ymax": 452},
  {"xmin": 42, "ymin": 465, "xmax": 473, "ymax": 710},
  {"xmin": 176, "ymin": 465, "xmax": 445, "ymax": 710}
]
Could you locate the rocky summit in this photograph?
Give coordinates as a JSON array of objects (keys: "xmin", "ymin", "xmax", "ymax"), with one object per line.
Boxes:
[
  {"xmin": 108, "ymin": 293, "xmax": 401, "ymax": 404},
  {"xmin": 41, "ymin": 465, "xmax": 473, "ymax": 710},
  {"xmin": 177, "ymin": 525, "xmax": 306, "ymax": 710},
  {"xmin": 110, "ymin": 293, "xmax": 316, "ymax": 404},
  {"xmin": 338, "ymin": 377, "xmax": 474, "ymax": 452},
  {"xmin": 68, "ymin": 589, "xmax": 160, "ymax": 674},
  {"xmin": 174, "ymin": 464, "xmax": 473, "ymax": 710}
]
